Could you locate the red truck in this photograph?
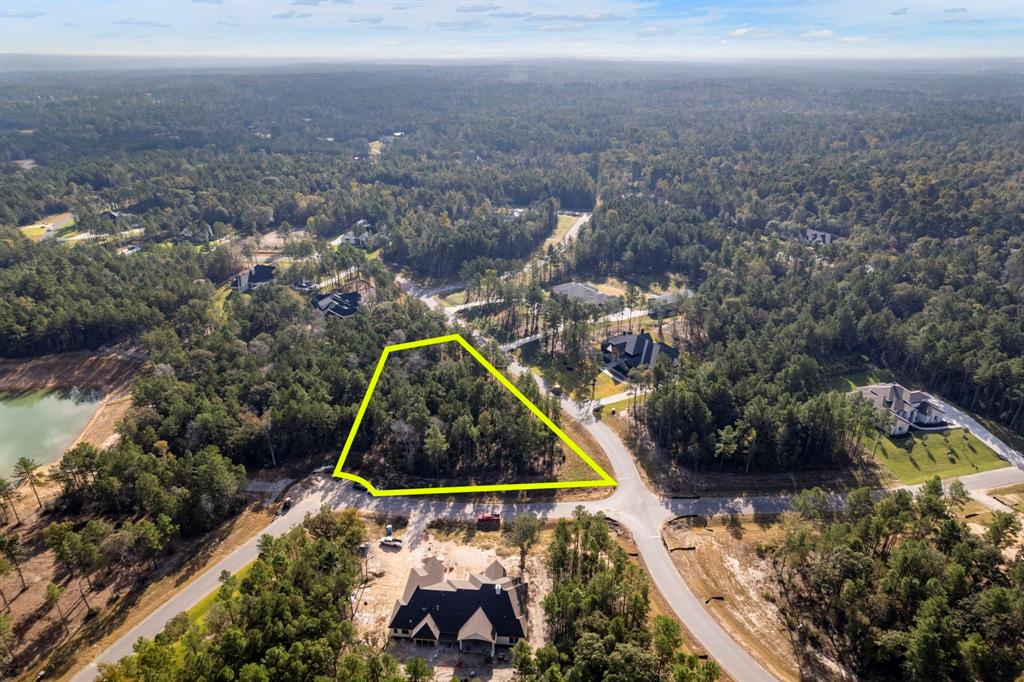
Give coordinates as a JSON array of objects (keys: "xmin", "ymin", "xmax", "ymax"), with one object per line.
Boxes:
[{"xmin": 476, "ymin": 512, "xmax": 501, "ymax": 530}]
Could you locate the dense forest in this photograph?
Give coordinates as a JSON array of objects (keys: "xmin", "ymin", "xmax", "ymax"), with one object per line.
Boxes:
[
  {"xmin": 0, "ymin": 239, "xmax": 229, "ymax": 357},
  {"xmin": 3, "ymin": 64, "xmax": 1019, "ymax": 450},
  {"xmin": 1, "ymin": 62, "xmax": 1021, "ymax": 677},
  {"xmin": 774, "ymin": 481, "xmax": 1024, "ymax": 681},
  {"xmin": 350, "ymin": 342, "xmax": 563, "ymax": 485},
  {"xmin": 94, "ymin": 508, "xmax": 438, "ymax": 681},
  {"xmin": 511, "ymin": 508, "xmax": 721, "ymax": 682}
]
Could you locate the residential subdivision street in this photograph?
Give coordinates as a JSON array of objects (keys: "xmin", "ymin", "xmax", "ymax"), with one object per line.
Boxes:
[{"xmin": 73, "ymin": 349, "xmax": 1024, "ymax": 681}]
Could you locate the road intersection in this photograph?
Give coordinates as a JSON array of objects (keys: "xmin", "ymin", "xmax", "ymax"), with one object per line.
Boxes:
[{"xmin": 73, "ymin": 277, "xmax": 1024, "ymax": 681}]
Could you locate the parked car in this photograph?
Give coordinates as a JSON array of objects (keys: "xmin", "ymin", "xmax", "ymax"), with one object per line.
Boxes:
[
  {"xmin": 278, "ymin": 497, "xmax": 293, "ymax": 515},
  {"xmin": 380, "ymin": 536, "xmax": 403, "ymax": 548},
  {"xmin": 476, "ymin": 512, "xmax": 501, "ymax": 530}
]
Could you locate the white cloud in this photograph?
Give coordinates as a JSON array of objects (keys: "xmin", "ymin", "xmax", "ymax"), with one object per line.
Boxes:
[
  {"xmin": 839, "ymin": 36, "xmax": 870, "ymax": 44},
  {"xmin": 801, "ymin": 28, "xmax": 834, "ymax": 39},
  {"xmin": 349, "ymin": 16, "xmax": 384, "ymax": 24},
  {"xmin": 436, "ymin": 19, "xmax": 488, "ymax": 31},
  {"xmin": 114, "ymin": 18, "xmax": 170, "ymax": 28},
  {"xmin": 3, "ymin": 9, "xmax": 46, "ymax": 18},
  {"xmin": 728, "ymin": 26, "xmax": 775, "ymax": 38},
  {"xmin": 272, "ymin": 11, "xmax": 312, "ymax": 19},
  {"xmin": 457, "ymin": 3, "xmax": 500, "ymax": 12},
  {"xmin": 638, "ymin": 25, "xmax": 681, "ymax": 37},
  {"xmin": 525, "ymin": 13, "xmax": 622, "ymax": 23}
]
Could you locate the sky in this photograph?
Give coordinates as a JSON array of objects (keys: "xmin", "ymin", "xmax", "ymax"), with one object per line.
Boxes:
[{"xmin": 1, "ymin": 0, "xmax": 1021, "ymax": 61}]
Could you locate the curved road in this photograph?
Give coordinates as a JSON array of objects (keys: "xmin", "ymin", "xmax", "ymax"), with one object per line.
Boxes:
[
  {"xmin": 74, "ymin": 381, "xmax": 776, "ymax": 682},
  {"xmin": 73, "ymin": 289, "xmax": 1024, "ymax": 682}
]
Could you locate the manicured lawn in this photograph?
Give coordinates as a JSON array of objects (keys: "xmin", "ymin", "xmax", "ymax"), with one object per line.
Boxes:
[
  {"xmin": 210, "ymin": 284, "xmax": 232, "ymax": 320},
  {"xmin": 602, "ymin": 394, "xmax": 647, "ymax": 413},
  {"xmin": 542, "ymin": 214, "xmax": 578, "ymax": 249},
  {"xmin": 824, "ymin": 368, "xmax": 899, "ymax": 392},
  {"xmin": 517, "ymin": 340, "xmax": 626, "ymax": 401},
  {"xmin": 870, "ymin": 429, "xmax": 1008, "ymax": 484},
  {"xmin": 18, "ymin": 225, "xmax": 47, "ymax": 241}
]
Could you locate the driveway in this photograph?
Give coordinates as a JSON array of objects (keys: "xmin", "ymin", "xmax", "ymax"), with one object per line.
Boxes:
[{"xmin": 74, "ymin": 280, "xmax": 1024, "ymax": 682}]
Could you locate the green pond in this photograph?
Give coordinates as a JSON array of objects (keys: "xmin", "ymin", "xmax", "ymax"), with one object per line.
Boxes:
[{"xmin": 0, "ymin": 388, "xmax": 103, "ymax": 478}]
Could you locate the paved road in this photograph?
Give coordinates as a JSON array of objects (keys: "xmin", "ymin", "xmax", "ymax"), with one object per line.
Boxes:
[
  {"xmin": 497, "ymin": 307, "xmax": 649, "ymax": 352},
  {"xmin": 76, "ymin": 364, "xmax": 777, "ymax": 682},
  {"xmin": 76, "ymin": 284, "xmax": 1024, "ymax": 681}
]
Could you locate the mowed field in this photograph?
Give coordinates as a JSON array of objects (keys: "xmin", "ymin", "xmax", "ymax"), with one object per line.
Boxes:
[
  {"xmin": 542, "ymin": 213, "xmax": 579, "ymax": 249},
  {"xmin": 15, "ymin": 211, "xmax": 75, "ymax": 241},
  {"xmin": 870, "ymin": 429, "xmax": 1007, "ymax": 484},
  {"xmin": 517, "ymin": 339, "xmax": 626, "ymax": 401}
]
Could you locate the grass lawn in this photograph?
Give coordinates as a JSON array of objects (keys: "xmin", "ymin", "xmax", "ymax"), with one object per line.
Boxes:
[
  {"xmin": 18, "ymin": 224, "xmax": 47, "ymax": 241},
  {"xmin": 210, "ymin": 285, "xmax": 232, "ymax": 320},
  {"xmin": 824, "ymin": 368, "xmax": 899, "ymax": 392},
  {"xmin": 591, "ymin": 277, "xmax": 630, "ymax": 297},
  {"xmin": 517, "ymin": 340, "xmax": 626, "ymax": 401},
  {"xmin": 870, "ymin": 429, "xmax": 1008, "ymax": 485},
  {"xmin": 14, "ymin": 212, "xmax": 75, "ymax": 242},
  {"xmin": 442, "ymin": 290, "xmax": 467, "ymax": 306},
  {"xmin": 542, "ymin": 214, "xmax": 578, "ymax": 249}
]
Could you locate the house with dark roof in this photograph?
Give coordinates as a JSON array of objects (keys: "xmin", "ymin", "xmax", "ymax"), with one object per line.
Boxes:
[
  {"xmin": 550, "ymin": 282, "xmax": 616, "ymax": 306},
  {"xmin": 232, "ymin": 264, "xmax": 276, "ymax": 292},
  {"xmin": 856, "ymin": 383, "xmax": 945, "ymax": 436},
  {"xmin": 799, "ymin": 228, "xmax": 841, "ymax": 246},
  {"xmin": 602, "ymin": 331, "xmax": 678, "ymax": 376},
  {"xmin": 313, "ymin": 291, "xmax": 361, "ymax": 319},
  {"xmin": 388, "ymin": 558, "xmax": 527, "ymax": 656}
]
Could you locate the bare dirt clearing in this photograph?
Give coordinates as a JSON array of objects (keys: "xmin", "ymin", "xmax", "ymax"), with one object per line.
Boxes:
[{"xmin": 664, "ymin": 513, "xmax": 803, "ymax": 682}]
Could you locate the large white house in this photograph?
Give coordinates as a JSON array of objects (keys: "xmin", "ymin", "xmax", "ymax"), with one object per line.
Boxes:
[
  {"xmin": 388, "ymin": 558, "xmax": 527, "ymax": 656},
  {"xmin": 856, "ymin": 383, "xmax": 945, "ymax": 436}
]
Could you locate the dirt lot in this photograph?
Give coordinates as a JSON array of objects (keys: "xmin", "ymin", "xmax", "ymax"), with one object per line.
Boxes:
[
  {"xmin": 0, "ymin": 352, "xmax": 142, "ymax": 395},
  {"xmin": 664, "ymin": 513, "xmax": 803, "ymax": 682}
]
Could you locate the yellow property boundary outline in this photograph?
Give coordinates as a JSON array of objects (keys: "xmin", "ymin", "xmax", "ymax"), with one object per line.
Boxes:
[{"xmin": 332, "ymin": 333, "xmax": 617, "ymax": 496}]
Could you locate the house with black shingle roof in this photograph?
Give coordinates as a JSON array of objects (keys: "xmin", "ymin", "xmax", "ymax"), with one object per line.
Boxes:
[
  {"xmin": 602, "ymin": 331, "xmax": 678, "ymax": 376},
  {"xmin": 232, "ymin": 264, "xmax": 275, "ymax": 292},
  {"xmin": 313, "ymin": 290, "xmax": 361, "ymax": 319},
  {"xmin": 388, "ymin": 558, "xmax": 527, "ymax": 656}
]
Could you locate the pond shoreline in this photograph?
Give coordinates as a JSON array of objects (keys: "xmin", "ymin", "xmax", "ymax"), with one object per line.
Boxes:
[{"xmin": 0, "ymin": 351, "xmax": 145, "ymax": 474}]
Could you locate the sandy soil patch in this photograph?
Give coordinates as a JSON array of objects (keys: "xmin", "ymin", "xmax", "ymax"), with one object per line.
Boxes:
[
  {"xmin": 0, "ymin": 352, "xmax": 142, "ymax": 395},
  {"xmin": 0, "ymin": 352, "xmax": 144, "ymax": 479},
  {"xmin": 664, "ymin": 513, "xmax": 800, "ymax": 682}
]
